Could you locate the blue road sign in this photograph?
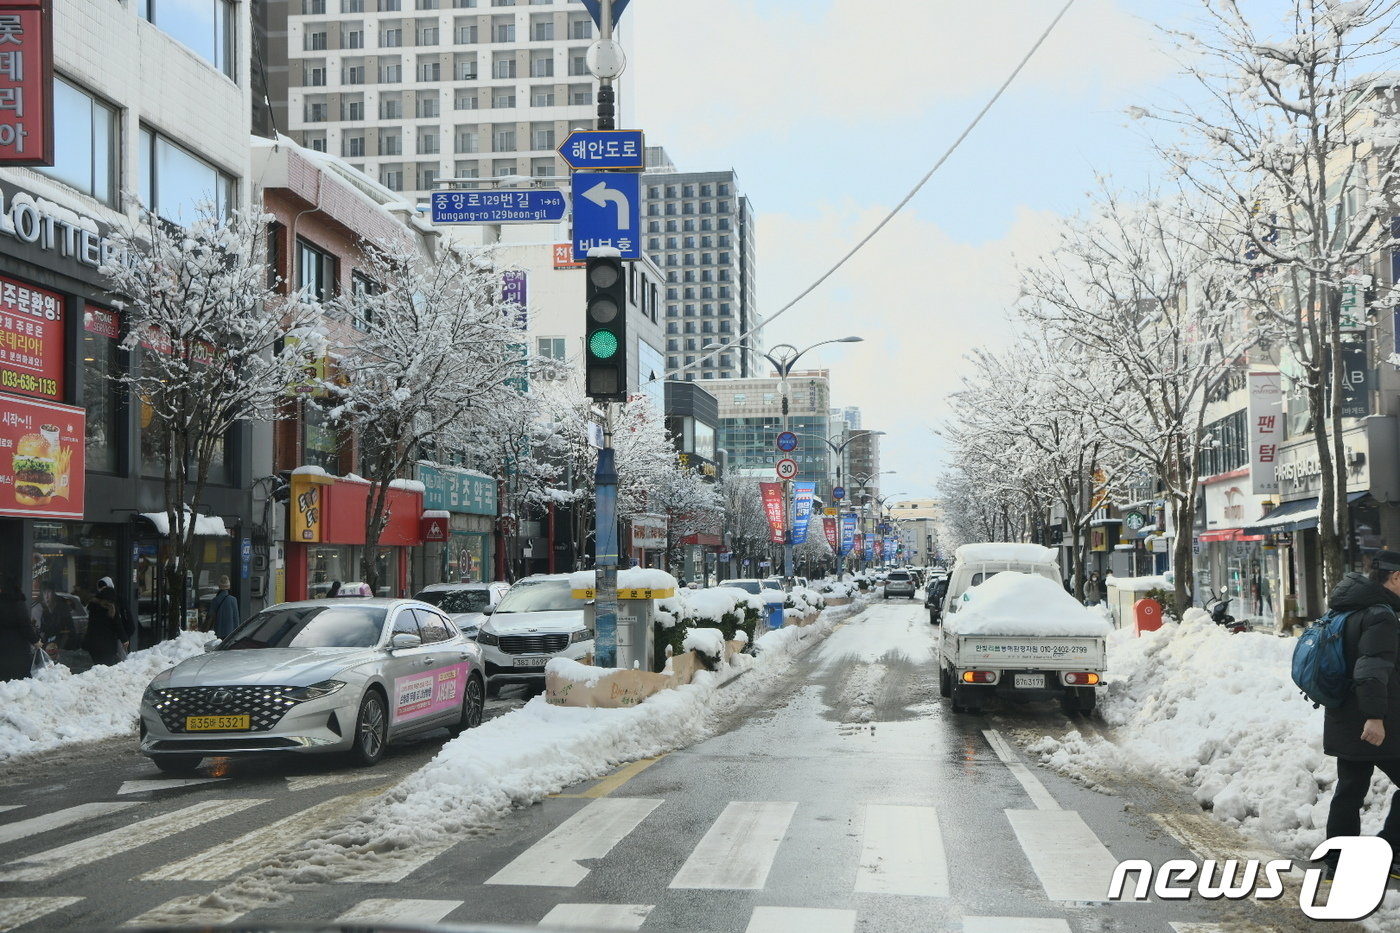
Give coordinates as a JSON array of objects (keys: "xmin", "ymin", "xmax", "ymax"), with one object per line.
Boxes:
[
  {"xmin": 776, "ymin": 431, "xmax": 798, "ymax": 452},
  {"xmin": 580, "ymin": 0, "xmax": 631, "ymax": 27},
  {"xmin": 431, "ymin": 189, "xmax": 567, "ymax": 225},
  {"xmin": 833, "ymin": 486, "xmax": 846, "ymax": 500},
  {"xmin": 558, "ymin": 130, "xmax": 645, "ymax": 170},
  {"xmin": 572, "ymin": 172, "xmax": 641, "ymax": 261}
]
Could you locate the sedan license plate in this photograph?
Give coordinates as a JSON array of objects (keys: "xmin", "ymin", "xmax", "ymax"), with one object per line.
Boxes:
[
  {"xmin": 512, "ymin": 657, "xmax": 545, "ymax": 668},
  {"xmin": 186, "ymin": 714, "xmax": 251, "ymax": 731},
  {"xmin": 1013, "ymin": 674, "xmax": 1046, "ymax": 690}
]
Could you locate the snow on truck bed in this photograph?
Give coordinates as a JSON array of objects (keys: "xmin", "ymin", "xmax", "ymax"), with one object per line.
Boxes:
[
  {"xmin": 953, "ymin": 542, "xmax": 1058, "ymax": 565},
  {"xmin": 946, "ymin": 572, "xmax": 1113, "ymax": 638}
]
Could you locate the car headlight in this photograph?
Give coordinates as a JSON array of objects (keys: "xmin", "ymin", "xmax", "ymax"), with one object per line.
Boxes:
[
  {"xmin": 476, "ymin": 630, "xmax": 499, "ymax": 646},
  {"xmin": 570, "ymin": 628, "xmax": 595, "ymax": 644},
  {"xmin": 286, "ymin": 680, "xmax": 346, "ymax": 701},
  {"xmin": 141, "ymin": 684, "xmax": 165, "ymax": 708}
]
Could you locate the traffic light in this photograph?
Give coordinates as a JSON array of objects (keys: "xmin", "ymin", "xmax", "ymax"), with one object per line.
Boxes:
[{"xmin": 584, "ymin": 256, "xmax": 628, "ymax": 401}]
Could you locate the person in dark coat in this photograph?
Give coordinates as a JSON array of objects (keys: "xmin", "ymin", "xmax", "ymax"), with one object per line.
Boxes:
[
  {"xmin": 84, "ymin": 576, "xmax": 132, "ymax": 666},
  {"xmin": 1323, "ymin": 550, "xmax": 1400, "ymax": 875},
  {"xmin": 205, "ymin": 576, "xmax": 240, "ymax": 640},
  {"xmin": 0, "ymin": 577, "xmax": 37, "ymax": 681}
]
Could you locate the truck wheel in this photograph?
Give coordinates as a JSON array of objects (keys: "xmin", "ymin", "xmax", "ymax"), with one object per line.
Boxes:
[
  {"xmin": 1078, "ymin": 688, "xmax": 1097, "ymax": 714},
  {"xmin": 952, "ymin": 684, "xmax": 980, "ymax": 713},
  {"xmin": 939, "ymin": 665, "xmax": 952, "ymax": 698}
]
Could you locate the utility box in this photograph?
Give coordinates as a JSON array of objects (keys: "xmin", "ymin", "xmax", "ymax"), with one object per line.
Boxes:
[{"xmin": 574, "ymin": 579, "xmax": 677, "ymax": 673}]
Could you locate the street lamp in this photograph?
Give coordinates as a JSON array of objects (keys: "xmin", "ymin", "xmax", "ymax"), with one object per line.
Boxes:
[{"xmin": 706, "ymin": 337, "xmax": 863, "ymax": 587}]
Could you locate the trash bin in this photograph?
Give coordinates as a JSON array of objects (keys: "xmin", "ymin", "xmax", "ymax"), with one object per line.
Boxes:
[{"xmin": 765, "ymin": 602, "xmax": 786, "ymax": 633}]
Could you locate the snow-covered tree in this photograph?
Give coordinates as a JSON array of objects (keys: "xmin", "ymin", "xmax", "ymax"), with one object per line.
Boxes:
[
  {"xmin": 648, "ymin": 466, "xmax": 721, "ymax": 575},
  {"xmin": 102, "ymin": 206, "xmax": 317, "ymax": 638},
  {"xmin": 1147, "ymin": 0, "xmax": 1400, "ymax": 588},
  {"xmin": 326, "ymin": 241, "xmax": 528, "ymax": 594},
  {"xmin": 718, "ymin": 476, "xmax": 773, "ymax": 573}
]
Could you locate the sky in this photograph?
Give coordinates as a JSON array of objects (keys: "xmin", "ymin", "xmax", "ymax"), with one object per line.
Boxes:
[{"xmin": 627, "ymin": 0, "xmax": 1205, "ymax": 501}]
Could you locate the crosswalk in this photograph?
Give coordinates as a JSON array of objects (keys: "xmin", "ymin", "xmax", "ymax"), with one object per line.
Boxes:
[{"xmin": 0, "ymin": 743, "xmax": 1278, "ymax": 932}]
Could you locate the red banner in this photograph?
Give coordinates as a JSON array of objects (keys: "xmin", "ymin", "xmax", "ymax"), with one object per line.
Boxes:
[
  {"xmin": 0, "ymin": 393, "xmax": 83, "ymax": 519},
  {"xmin": 0, "ymin": 1, "xmax": 52, "ymax": 166},
  {"xmin": 874, "ymin": 538, "xmax": 884, "ymax": 559},
  {"xmin": 0, "ymin": 274, "xmax": 61, "ymax": 400},
  {"xmin": 759, "ymin": 481, "xmax": 786, "ymax": 544},
  {"xmin": 823, "ymin": 516, "xmax": 837, "ymax": 549},
  {"xmin": 552, "ymin": 243, "xmax": 584, "ymax": 269}
]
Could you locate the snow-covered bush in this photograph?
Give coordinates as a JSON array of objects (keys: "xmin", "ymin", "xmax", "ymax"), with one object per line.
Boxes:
[
  {"xmin": 785, "ymin": 586, "xmax": 826, "ymax": 614},
  {"xmin": 817, "ymin": 581, "xmax": 857, "ymax": 599},
  {"xmin": 651, "ymin": 586, "xmax": 764, "ymax": 669}
]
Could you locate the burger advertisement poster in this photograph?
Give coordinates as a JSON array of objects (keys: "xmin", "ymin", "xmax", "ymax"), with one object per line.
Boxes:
[{"xmin": 0, "ymin": 393, "xmax": 83, "ymax": 519}]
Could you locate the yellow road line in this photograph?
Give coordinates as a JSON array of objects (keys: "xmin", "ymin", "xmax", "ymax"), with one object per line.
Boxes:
[{"xmin": 552, "ymin": 755, "xmax": 666, "ymax": 799}]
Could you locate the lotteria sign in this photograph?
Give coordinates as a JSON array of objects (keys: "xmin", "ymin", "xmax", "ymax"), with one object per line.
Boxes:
[{"xmin": 0, "ymin": 182, "xmax": 123, "ymax": 270}]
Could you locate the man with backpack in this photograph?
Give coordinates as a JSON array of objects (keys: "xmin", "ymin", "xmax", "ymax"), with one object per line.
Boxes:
[{"xmin": 1321, "ymin": 550, "xmax": 1400, "ymax": 878}]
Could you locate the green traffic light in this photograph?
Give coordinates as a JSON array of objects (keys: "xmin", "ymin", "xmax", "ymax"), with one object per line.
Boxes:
[{"xmin": 590, "ymin": 330, "xmax": 619, "ymax": 359}]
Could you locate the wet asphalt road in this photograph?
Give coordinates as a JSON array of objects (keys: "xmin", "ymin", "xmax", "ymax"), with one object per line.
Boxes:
[{"xmin": 0, "ymin": 599, "xmax": 1357, "ymax": 932}]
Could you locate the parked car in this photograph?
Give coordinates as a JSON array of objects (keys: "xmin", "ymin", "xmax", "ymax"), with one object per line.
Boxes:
[
  {"xmin": 925, "ymin": 576, "xmax": 949, "ymax": 624},
  {"xmin": 138, "ymin": 598, "xmax": 486, "ymax": 773},
  {"xmin": 719, "ymin": 579, "xmax": 766, "ymax": 595},
  {"xmin": 475, "ymin": 574, "xmax": 594, "ymax": 695},
  {"xmin": 884, "ymin": 570, "xmax": 917, "ymax": 599},
  {"xmin": 413, "ymin": 582, "xmax": 500, "ymax": 638}
]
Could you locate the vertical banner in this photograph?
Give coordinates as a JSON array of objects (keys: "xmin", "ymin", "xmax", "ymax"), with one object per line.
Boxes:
[
  {"xmin": 863, "ymin": 535, "xmax": 875, "ymax": 562},
  {"xmin": 874, "ymin": 538, "xmax": 884, "ymax": 560},
  {"xmin": 823, "ymin": 516, "xmax": 838, "ymax": 550},
  {"xmin": 759, "ymin": 482, "xmax": 786, "ymax": 544},
  {"xmin": 790, "ymin": 481, "xmax": 814, "ymax": 545},
  {"xmin": 1247, "ymin": 371, "xmax": 1282, "ymax": 495},
  {"xmin": 840, "ymin": 513, "xmax": 856, "ymax": 555},
  {"xmin": 501, "ymin": 270, "xmax": 528, "ymax": 329},
  {"xmin": 0, "ymin": 1, "xmax": 52, "ymax": 167}
]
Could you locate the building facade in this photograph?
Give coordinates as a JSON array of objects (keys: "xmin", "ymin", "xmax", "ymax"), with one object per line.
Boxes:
[{"xmin": 708, "ymin": 371, "xmax": 831, "ymax": 500}]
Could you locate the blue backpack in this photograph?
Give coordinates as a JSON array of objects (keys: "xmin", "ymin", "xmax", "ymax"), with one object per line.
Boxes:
[{"xmin": 1291, "ymin": 609, "xmax": 1356, "ymax": 709}]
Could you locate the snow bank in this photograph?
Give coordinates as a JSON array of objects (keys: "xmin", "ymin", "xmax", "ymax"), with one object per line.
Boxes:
[
  {"xmin": 568, "ymin": 568, "xmax": 679, "ymax": 592},
  {"xmin": 945, "ymin": 572, "xmax": 1112, "ymax": 637},
  {"xmin": 543, "ymin": 657, "xmax": 607, "ymax": 688},
  {"xmin": 682, "ymin": 627, "xmax": 726, "ymax": 660},
  {"xmin": 684, "ymin": 588, "xmax": 747, "ymax": 624},
  {"xmin": 954, "ymin": 542, "xmax": 1057, "ymax": 565},
  {"xmin": 0, "ymin": 632, "xmax": 214, "ymax": 762}
]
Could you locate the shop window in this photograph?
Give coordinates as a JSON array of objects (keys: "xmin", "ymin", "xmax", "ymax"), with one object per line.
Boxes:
[
  {"xmin": 302, "ymin": 401, "xmax": 340, "ymax": 472},
  {"xmin": 138, "ymin": 127, "xmax": 235, "ymax": 223},
  {"xmin": 139, "ymin": 376, "xmax": 228, "ymax": 485},
  {"xmin": 82, "ymin": 305, "xmax": 124, "ymax": 474},
  {"xmin": 32, "ymin": 522, "xmax": 120, "ymax": 601}
]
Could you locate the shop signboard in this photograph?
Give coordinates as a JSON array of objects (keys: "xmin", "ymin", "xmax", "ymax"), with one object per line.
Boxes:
[
  {"xmin": 0, "ymin": 393, "xmax": 82, "ymax": 519},
  {"xmin": 553, "ymin": 243, "xmax": 584, "ymax": 269},
  {"xmin": 0, "ymin": 1, "xmax": 53, "ymax": 167},
  {"xmin": 421, "ymin": 513, "xmax": 449, "ymax": 542},
  {"xmin": 289, "ymin": 473, "xmax": 327, "ymax": 542},
  {"xmin": 759, "ymin": 482, "xmax": 786, "ymax": 544},
  {"xmin": 501, "ymin": 271, "xmax": 528, "ymax": 330},
  {"xmin": 1340, "ymin": 342, "xmax": 1371, "ymax": 418},
  {"xmin": 631, "ymin": 513, "xmax": 667, "ymax": 550},
  {"xmin": 1202, "ymin": 479, "xmax": 1271, "ymax": 531},
  {"xmin": 1247, "ymin": 371, "xmax": 1282, "ymax": 495},
  {"xmin": 0, "ymin": 273, "xmax": 60, "ymax": 400},
  {"xmin": 419, "ymin": 463, "xmax": 496, "ymax": 516}
]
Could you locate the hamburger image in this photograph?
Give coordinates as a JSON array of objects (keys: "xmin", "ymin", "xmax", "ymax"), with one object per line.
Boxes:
[{"xmin": 13, "ymin": 430, "xmax": 56, "ymax": 506}]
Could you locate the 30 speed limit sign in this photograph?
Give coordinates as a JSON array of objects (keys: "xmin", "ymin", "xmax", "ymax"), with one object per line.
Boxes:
[{"xmin": 775, "ymin": 458, "xmax": 798, "ymax": 480}]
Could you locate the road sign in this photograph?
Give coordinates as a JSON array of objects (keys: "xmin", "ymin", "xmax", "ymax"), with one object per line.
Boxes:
[
  {"xmin": 581, "ymin": 0, "xmax": 631, "ymax": 27},
  {"xmin": 833, "ymin": 486, "xmax": 846, "ymax": 500},
  {"xmin": 776, "ymin": 431, "xmax": 798, "ymax": 452},
  {"xmin": 558, "ymin": 130, "xmax": 645, "ymax": 170},
  {"xmin": 572, "ymin": 171, "xmax": 640, "ymax": 261},
  {"xmin": 775, "ymin": 458, "xmax": 798, "ymax": 481},
  {"xmin": 431, "ymin": 189, "xmax": 567, "ymax": 225}
]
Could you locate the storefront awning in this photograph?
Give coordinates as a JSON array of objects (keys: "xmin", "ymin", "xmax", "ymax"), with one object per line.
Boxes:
[
  {"xmin": 1242, "ymin": 491, "xmax": 1369, "ymax": 534},
  {"xmin": 1197, "ymin": 529, "xmax": 1267, "ymax": 543}
]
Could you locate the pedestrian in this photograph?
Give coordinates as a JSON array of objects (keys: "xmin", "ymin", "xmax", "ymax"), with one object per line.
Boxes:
[
  {"xmin": 205, "ymin": 575, "xmax": 240, "ymax": 640},
  {"xmin": 1085, "ymin": 571, "xmax": 1104, "ymax": 607},
  {"xmin": 1321, "ymin": 550, "xmax": 1400, "ymax": 880},
  {"xmin": 84, "ymin": 576, "xmax": 132, "ymax": 666},
  {"xmin": 0, "ymin": 577, "xmax": 38, "ymax": 682},
  {"xmin": 30, "ymin": 580, "xmax": 75, "ymax": 655}
]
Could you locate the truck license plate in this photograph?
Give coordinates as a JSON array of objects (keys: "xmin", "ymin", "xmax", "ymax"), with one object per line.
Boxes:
[
  {"xmin": 1013, "ymin": 674, "xmax": 1045, "ymax": 689},
  {"xmin": 512, "ymin": 657, "xmax": 544, "ymax": 668}
]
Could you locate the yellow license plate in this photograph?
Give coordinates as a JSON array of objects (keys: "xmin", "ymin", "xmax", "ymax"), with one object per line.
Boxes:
[{"xmin": 185, "ymin": 715, "xmax": 251, "ymax": 731}]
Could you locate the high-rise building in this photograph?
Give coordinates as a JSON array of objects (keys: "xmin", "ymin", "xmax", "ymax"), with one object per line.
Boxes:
[
  {"xmin": 273, "ymin": 0, "xmax": 609, "ymax": 204},
  {"xmin": 642, "ymin": 149, "xmax": 760, "ymax": 381},
  {"xmin": 708, "ymin": 372, "xmax": 831, "ymax": 500},
  {"xmin": 831, "ymin": 406, "xmax": 861, "ymax": 432}
]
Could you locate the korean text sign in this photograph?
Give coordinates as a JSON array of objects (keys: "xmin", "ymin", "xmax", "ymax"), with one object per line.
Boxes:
[
  {"xmin": 840, "ymin": 513, "xmax": 856, "ymax": 555},
  {"xmin": 0, "ymin": 1, "xmax": 50, "ymax": 166},
  {"xmin": 759, "ymin": 482, "xmax": 786, "ymax": 544},
  {"xmin": 0, "ymin": 273, "xmax": 60, "ymax": 399},
  {"xmin": 1247, "ymin": 372, "xmax": 1282, "ymax": 495},
  {"xmin": 0, "ymin": 393, "xmax": 82, "ymax": 519},
  {"xmin": 790, "ymin": 482, "xmax": 815, "ymax": 545}
]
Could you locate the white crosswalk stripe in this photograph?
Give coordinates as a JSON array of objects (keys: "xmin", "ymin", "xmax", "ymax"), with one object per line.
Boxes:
[
  {"xmin": 854, "ymin": 803, "xmax": 948, "ymax": 897},
  {"xmin": 0, "ymin": 802, "xmax": 140, "ymax": 847},
  {"xmin": 140, "ymin": 791, "xmax": 381, "ymax": 881},
  {"xmin": 538, "ymin": 903, "xmax": 654, "ymax": 930},
  {"xmin": 124, "ymin": 896, "xmax": 246, "ymax": 928},
  {"xmin": 0, "ymin": 798, "xmax": 265, "ymax": 882},
  {"xmin": 0, "ymin": 806, "xmax": 21, "ymax": 815},
  {"xmin": 670, "ymin": 801, "xmax": 797, "ymax": 890},
  {"xmin": 335, "ymin": 899, "xmax": 463, "ymax": 925},
  {"xmin": 488, "ymin": 798, "xmax": 663, "ymax": 887},
  {"xmin": 744, "ymin": 906, "xmax": 857, "ymax": 933},
  {"xmin": 1005, "ymin": 808, "xmax": 1120, "ymax": 902},
  {"xmin": 964, "ymin": 919, "xmax": 1071, "ymax": 933},
  {"xmin": 338, "ymin": 835, "xmax": 461, "ymax": 884},
  {"xmin": 0, "ymin": 897, "xmax": 82, "ymax": 932},
  {"xmin": 116, "ymin": 777, "xmax": 225, "ymax": 795}
]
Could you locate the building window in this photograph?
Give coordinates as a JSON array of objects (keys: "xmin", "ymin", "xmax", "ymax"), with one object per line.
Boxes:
[
  {"xmin": 297, "ymin": 238, "xmax": 338, "ymax": 301},
  {"xmin": 536, "ymin": 337, "xmax": 566, "ymax": 360},
  {"xmin": 532, "ymin": 87, "xmax": 555, "ymax": 106},
  {"xmin": 305, "ymin": 65, "xmax": 326, "ymax": 86},
  {"xmin": 38, "ymin": 77, "xmax": 118, "ymax": 207},
  {"xmin": 495, "ymin": 21, "xmax": 516, "ymax": 42},
  {"xmin": 420, "ymin": 59, "xmax": 442, "ymax": 81},
  {"xmin": 303, "ymin": 0, "xmax": 326, "ymax": 10},
  {"xmin": 380, "ymin": 97, "xmax": 403, "ymax": 118},
  {"xmin": 418, "ymin": 24, "xmax": 440, "ymax": 45},
  {"xmin": 493, "ymin": 127, "xmax": 516, "ymax": 151},
  {"xmin": 306, "ymin": 134, "xmax": 327, "ymax": 151},
  {"xmin": 455, "ymin": 92, "xmax": 479, "ymax": 110},
  {"xmin": 343, "ymin": 136, "xmax": 365, "ymax": 157},
  {"xmin": 343, "ymin": 28, "xmax": 364, "ymax": 48},
  {"xmin": 380, "ymin": 132, "xmax": 402, "ymax": 155},
  {"xmin": 140, "ymin": 0, "xmax": 236, "ymax": 79},
  {"xmin": 306, "ymin": 31, "xmax": 327, "ymax": 50},
  {"xmin": 457, "ymin": 58, "xmax": 478, "ymax": 80},
  {"xmin": 416, "ymin": 93, "xmax": 440, "ymax": 117},
  {"xmin": 381, "ymin": 168, "xmax": 404, "ymax": 190},
  {"xmin": 343, "ymin": 98, "xmax": 365, "ymax": 120},
  {"xmin": 418, "ymin": 165, "xmax": 439, "ymax": 188},
  {"xmin": 456, "ymin": 23, "xmax": 478, "ymax": 42},
  {"xmin": 139, "ymin": 127, "xmax": 234, "ymax": 222},
  {"xmin": 569, "ymin": 17, "xmax": 592, "ymax": 39},
  {"xmin": 493, "ymin": 91, "xmax": 516, "ymax": 108},
  {"xmin": 418, "ymin": 132, "xmax": 439, "ymax": 154},
  {"xmin": 380, "ymin": 0, "xmax": 402, "ymax": 8},
  {"xmin": 343, "ymin": 64, "xmax": 365, "ymax": 84},
  {"xmin": 570, "ymin": 84, "xmax": 591, "ymax": 105},
  {"xmin": 493, "ymin": 160, "xmax": 517, "ymax": 176},
  {"xmin": 569, "ymin": 50, "xmax": 587, "ymax": 75},
  {"xmin": 456, "ymin": 129, "xmax": 479, "ymax": 153},
  {"xmin": 302, "ymin": 402, "xmax": 340, "ymax": 472},
  {"xmin": 380, "ymin": 60, "xmax": 402, "ymax": 82},
  {"xmin": 530, "ymin": 55, "xmax": 553, "ymax": 77},
  {"xmin": 493, "ymin": 57, "xmax": 517, "ymax": 78},
  {"xmin": 83, "ymin": 305, "xmax": 122, "ymax": 474},
  {"xmin": 532, "ymin": 19, "xmax": 554, "ymax": 40},
  {"xmin": 381, "ymin": 27, "xmax": 403, "ymax": 46},
  {"xmin": 343, "ymin": 0, "xmax": 365, "ymax": 8}
]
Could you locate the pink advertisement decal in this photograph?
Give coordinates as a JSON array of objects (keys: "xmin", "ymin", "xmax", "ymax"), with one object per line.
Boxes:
[{"xmin": 392, "ymin": 662, "xmax": 469, "ymax": 723}]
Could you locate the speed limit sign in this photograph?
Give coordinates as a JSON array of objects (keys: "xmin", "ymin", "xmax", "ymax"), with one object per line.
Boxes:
[{"xmin": 775, "ymin": 458, "xmax": 798, "ymax": 480}]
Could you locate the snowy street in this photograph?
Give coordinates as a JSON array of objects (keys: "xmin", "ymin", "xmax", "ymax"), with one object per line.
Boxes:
[{"xmin": 0, "ymin": 600, "xmax": 1336, "ymax": 933}]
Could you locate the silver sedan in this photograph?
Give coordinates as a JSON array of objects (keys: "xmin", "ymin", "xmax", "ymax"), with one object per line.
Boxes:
[{"xmin": 138, "ymin": 598, "xmax": 485, "ymax": 773}]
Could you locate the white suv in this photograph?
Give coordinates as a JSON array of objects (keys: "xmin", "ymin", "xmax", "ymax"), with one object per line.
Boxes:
[{"xmin": 476, "ymin": 574, "xmax": 594, "ymax": 695}]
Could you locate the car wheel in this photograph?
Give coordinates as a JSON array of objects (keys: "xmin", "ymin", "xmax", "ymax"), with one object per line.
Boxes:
[
  {"xmin": 450, "ymin": 675, "xmax": 485, "ymax": 736},
  {"xmin": 151, "ymin": 753, "xmax": 203, "ymax": 775},
  {"xmin": 351, "ymin": 689, "xmax": 388, "ymax": 766}
]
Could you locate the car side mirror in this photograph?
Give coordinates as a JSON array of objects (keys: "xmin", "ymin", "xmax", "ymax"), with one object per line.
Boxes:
[
  {"xmin": 482, "ymin": 606, "xmax": 494, "ymax": 615},
  {"xmin": 204, "ymin": 639, "xmax": 221, "ymax": 653},
  {"xmin": 390, "ymin": 632, "xmax": 422, "ymax": 650}
]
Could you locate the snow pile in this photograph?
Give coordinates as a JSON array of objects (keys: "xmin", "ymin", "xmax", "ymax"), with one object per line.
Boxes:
[
  {"xmin": 0, "ymin": 632, "xmax": 214, "ymax": 762},
  {"xmin": 543, "ymin": 657, "xmax": 607, "ymax": 688},
  {"xmin": 786, "ymin": 586, "xmax": 827, "ymax": 613},
  {"xmin": 945, "ymin": 572, "xmax": 1113, "ymax": 637},
  {"xmin": 683, "ymin": 587, "xmax": 752, "ymax": 625},
  {"xmin": 758, "ymin": 587, "xmax": 787, "ymax": 604},
  {"xmin": 954, "ymin": 542, "xmax": 1058, "ymax": 565},
  {"xmin": 568, "ymin": 568, "xmax": 680, "ymax": 592},
  {"xmin": 682, "ymin": 627, "xmax": 727, "ymax": 661},
  {"xmin": 818, "ymin": 581, "xmax": 858, "ymax": 599},
  {"xmin": 138, "ymin": 509, "xmax": 230, "ymax": 537}
]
